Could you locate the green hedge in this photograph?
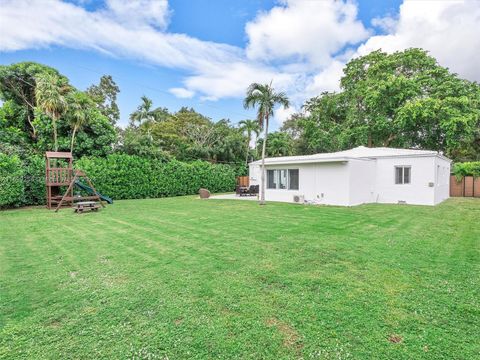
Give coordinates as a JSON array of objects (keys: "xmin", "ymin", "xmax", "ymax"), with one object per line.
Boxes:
[
  {"xmin": 75, "ymin": 154, "xmax": 236, "ymax": 200},
  {"xmin": 0, "ymin": 153, "xmax": 236, "ymax": 208},
  {"xmin": 452, "ymin": 161, "xmax": 480, "ymax": 179},
  {"xmin": 23, "ymin": 155, "xmax": 46, "ymax": 206},
  {"xmin": 0, "ymin": 154, "xmax": 24, "ymax": 208}
]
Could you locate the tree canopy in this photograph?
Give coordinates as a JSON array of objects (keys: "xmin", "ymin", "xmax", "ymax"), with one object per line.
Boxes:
[
  {"xmin": 123, "ymin": 105, "xmax": 247, "ymax": 166},
  {"xmin": 86, "ymin": 75, "xmax": 120, "ymax": 125},
  {"xmin": 0, "ymin": 62, "xmax": 116, "ymax": 158},
  {"xmin": 284, "ymin": 48, "xmax": 480, "ymax": 161}
]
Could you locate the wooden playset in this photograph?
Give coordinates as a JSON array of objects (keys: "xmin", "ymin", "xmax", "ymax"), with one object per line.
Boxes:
[{"xmin": 45, "ymin": 151, "xmax": 112, "ymax": 212}]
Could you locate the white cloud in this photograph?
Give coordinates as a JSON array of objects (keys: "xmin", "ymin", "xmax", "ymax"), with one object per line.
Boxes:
[
  {"xmin": 0, "ymin": 0, "xmax": 240, "ymax": 70},
  {"xmin": 245, "ymin": 0, "xmax": 369, "ymax": 67},
  {"xmin": 305, "ymin": 60, "xmax": 344, "ymax": 97},
  {"xmin": 105, "ymin": 0, "xmax": 170, "ymax": 30},
  {"xmin": 180, "ymin": 0, "xmax": 371, "ymax": 119},
  {"xmin": 274, "ymin": 106, "xmax": 297, "ymax": 126},
  {"xmin": 371, "ymin": 15, "xmax": 397, "ymax": 33},
  {"xmin": 357, "ymin": 0, "xmax": 480, "ymax": 81},
  {"xmin": 169, "ymin": 87, "xmax": 195, "ymax": 98},
  {"xmin": 184, "ymin": 62, "xmax": 297, "ymax": 100}
]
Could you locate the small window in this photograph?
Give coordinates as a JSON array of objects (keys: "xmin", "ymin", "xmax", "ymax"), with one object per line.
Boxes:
[
  {"xmin": 288, "ymin": 169, "xmax": 299, "ymax": 190},
  {"xmin": 395, "ymin": 166, "xmax": 411, "ymax": 184}
]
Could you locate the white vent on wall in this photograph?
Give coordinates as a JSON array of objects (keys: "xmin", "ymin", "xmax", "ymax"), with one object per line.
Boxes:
[{"xmin": 293, "ymin": 195, "xmax": 305, "ymax": 203}]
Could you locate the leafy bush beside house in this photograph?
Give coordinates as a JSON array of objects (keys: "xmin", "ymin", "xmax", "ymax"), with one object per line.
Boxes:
[
  {"xmin": 452, "ymin": 161, "xmax": 480, "ymax": 179},
  {"xmin": 0, "ymin": 154, "xmax": 25, "ymax": 208}
]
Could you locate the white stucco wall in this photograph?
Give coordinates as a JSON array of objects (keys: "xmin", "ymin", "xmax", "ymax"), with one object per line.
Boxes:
[
  {"xmin": 347, "ymin": 159, "xmax": 376, "ymax": 206},
  {"xmin": 256, "ymin": 162, "xmax": 350, "ymax": 205},
  {"xmin": 307, "ymin": 162, "xmax": 350, "ymax": 205},
  {"xmin": 374, "ymin": 156, "xmax": 437, "ymax": 205},
  {"xmin": 248, "ymin": 163, "xmax": 261, "ymax": 186},
  {"xmin": 434, "ymin": 157, "xmax": 451, "ymax": 205}
]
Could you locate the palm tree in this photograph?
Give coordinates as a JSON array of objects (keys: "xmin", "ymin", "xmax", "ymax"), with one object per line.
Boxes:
[
  {"xmin": 243, "ymin": 83, "xmax": 289, "ymax": 205},
  {"xmin": 129, "ymin": 95, "xmax": 159, "ymax": 126},
  {"xmin": 239, "ymin": 119, "xmax": 260, "ymax": 167},
  {"xmin": 68, "ymin": 91, "xmax": 92, "ymax": 153},
  {"xmin": 35, "ymin": 73, "xmax": 68, "ymax": 151}
]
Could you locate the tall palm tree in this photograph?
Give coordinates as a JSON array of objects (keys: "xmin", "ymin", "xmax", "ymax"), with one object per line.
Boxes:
[
  {"xmin": 243, "ymin": 83, "xmax": 289, "ymax": 205},
  {"xmin": 239, "ymin": 119, "xmax": 260, "ymax": 167},
  {"xmin": 129, "ymin": 95, "xmax": 158, "ymax": 126},
  {"xmin": 68, "ymin": 91, "xmax": 92, "ymax": 153},
  {"xmin": 35, "ymin": 73, "xmax": 68, "ymax": 151}
]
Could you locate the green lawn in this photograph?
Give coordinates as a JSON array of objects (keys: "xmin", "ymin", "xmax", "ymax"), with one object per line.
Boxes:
[{"xmin": 1, "ymin": 197, "xmax": 479, "ymax": 359}]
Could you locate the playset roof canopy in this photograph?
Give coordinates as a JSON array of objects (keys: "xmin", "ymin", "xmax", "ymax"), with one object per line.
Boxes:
[{"xmin": 45, "ymin": 151, "xmax": 73, "ymax": 159}]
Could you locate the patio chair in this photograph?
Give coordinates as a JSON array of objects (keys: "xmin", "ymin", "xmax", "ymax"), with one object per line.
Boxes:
[
  {"xmin": 236, "ymin": 185, "xmax": 250, "ymax": 197},
  {"xmin": 248, "ymin": 185, "xmax": 259, "ymax": 196}
]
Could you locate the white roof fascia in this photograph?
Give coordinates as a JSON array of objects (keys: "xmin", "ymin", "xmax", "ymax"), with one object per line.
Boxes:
[
  {"xmin": 358, "ymin": 153, "xmax": 452, "ymax": 163},
  {"xmin": 251, "ymin": 156, "xmax": 374, "ymax": 166},
  {"xmin": 249, "ymin": 148, "xmax": 452, "ymax": 165},
  {"xmin": 263, "ymin": 157, "xmax": 350, "ymax": 165}
]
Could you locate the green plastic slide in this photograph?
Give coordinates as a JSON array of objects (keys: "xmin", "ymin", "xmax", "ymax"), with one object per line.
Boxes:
[{"xmin": 74, "ymin": 180, "xmax": 113, "ymax": 204}]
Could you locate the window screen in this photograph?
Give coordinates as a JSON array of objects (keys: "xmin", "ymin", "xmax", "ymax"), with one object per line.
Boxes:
[
  {"xmin": 403, "ymin": 167, "xmax": 411, "ymax": 184},
  {"xmin": 288, "ymin": 169, "xmax": 299, "ymax": 190},
  {"xmin": 267, "ymin": 170, "xmax": 276, "ymax": 189},
  {"xmin": 395, "ymin": 167, "xmax": 403, "ymax": 184},
  {"xmin": 279, "ymin": 169, "xmax": 287, "ymax": 189}
]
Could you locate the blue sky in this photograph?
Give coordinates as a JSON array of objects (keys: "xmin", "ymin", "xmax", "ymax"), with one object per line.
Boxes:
[{"xmin": 1, "ymin": 0, "xmax": 478, "ymax": 129}]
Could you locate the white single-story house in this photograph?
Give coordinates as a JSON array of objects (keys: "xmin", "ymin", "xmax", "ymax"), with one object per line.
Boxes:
[{"xmin": 248, "ymin": 146, "xmax": 451, "ymax": 206}]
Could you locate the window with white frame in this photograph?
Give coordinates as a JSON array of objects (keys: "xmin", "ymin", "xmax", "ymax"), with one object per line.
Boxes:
[
  {"xmin": 395, "ymin": 166, "xmax": 411, "ymax": 184},
  {"xmin": 267, "ymin": 169, "xmax": 299, "ymax": 190}
]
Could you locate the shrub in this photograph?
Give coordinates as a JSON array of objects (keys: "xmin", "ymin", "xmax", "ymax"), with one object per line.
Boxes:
[
  {"xmin": 452, "ymin": 161, "xmax": 480, "ymax": 180},
  {"xmin": 0, "ymin": 154, "xmax": 236, "ymax": 208},
  {"xmin": 23, "ymin": 155, "xmax": 46, "ymax": 206},
  {"xmin": 75, "ymin": 155, "xmax": 236, "ymax": 200},
  {"xmin": 0, "ymin": 154, "xmax": 25, "ymax": 208},
  {"xmin": 76, "ymin": 154, "xmax": 154, "ymax": 199}
]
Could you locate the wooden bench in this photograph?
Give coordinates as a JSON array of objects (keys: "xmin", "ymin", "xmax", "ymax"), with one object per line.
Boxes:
[{"xmin": 73, "ymin": 201, "xmax": 100, "ymax": 213}]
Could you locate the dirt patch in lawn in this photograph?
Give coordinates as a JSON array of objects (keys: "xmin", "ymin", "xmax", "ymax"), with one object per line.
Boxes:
[
  {"xmin": 47, "ymin": 319, "xmax": 62, "ymax": 329},
  {"xmin": 388, "ymin": 334, "xmax": 403, "ymax": 344},
  {"xmin": 266, "ymin": 317, "xmax": 303, "ymax": 353}
]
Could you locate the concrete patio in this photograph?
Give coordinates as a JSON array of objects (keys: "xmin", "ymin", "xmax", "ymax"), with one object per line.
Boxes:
[{"xmin": 210, "ymin": 193, "xmax": 258, "ymax": 201}]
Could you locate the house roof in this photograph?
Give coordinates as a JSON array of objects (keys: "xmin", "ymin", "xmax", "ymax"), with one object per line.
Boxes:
[{"xmin": 249, "ymin": 146, "xmax": 451, "ymax": 165}]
